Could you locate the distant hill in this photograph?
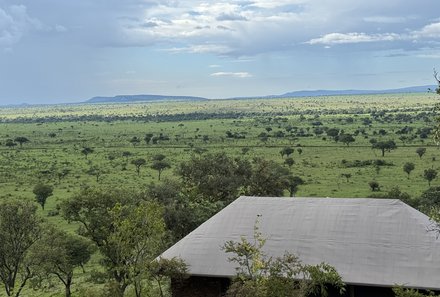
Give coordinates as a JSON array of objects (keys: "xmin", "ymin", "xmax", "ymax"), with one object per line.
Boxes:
[
  {"xmin": 279, "ymin": 85, "xmax": 436, "ymax": 98},
  {"xmin": 85, "ymin": 94, "xmax": 208, "ymax": 103}
]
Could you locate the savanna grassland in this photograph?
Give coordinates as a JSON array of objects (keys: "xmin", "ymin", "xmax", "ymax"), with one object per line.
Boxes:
[{"xmin": 1, "ymin": 92, "xmax": 439, "ymax": 296}]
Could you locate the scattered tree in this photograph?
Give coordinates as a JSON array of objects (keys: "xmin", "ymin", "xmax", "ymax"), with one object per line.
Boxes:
[
  {"xmin": 5, "ymin": 139, "xmax": 16, "ymax": 148},
  {"xmin": 416, "ymin": 147, "xmax": 427, "ymax": 159},
  {"xmin": 131, "ymin": 158, "xmax": 147, "ymax": 176},
  {"xmin": 81, "ymin": 147, "xmax": 94, "ymax": 159},
  {"xmin": 14, "ymin": 136, "xmax": 29, "ymax": 148},
  {"xmin": 33, "ymin": 184, "xmax": 54, "ymax": 210},
  {"xmin": 284, "ymin": 157, "xmax": 295, "ymax": 169},
  {"xmin": 129, "ymin": 136, "xmax": 141, "ymax": 147},
  {"xmin": 372, "ymin": 140, "xmax": 397, "ymax": 157},
  {"xmin": 369, "ymin": 181, "xmax": 380, "ymax": 191},
  {"xmin": 151, "ymin": 160, "xmax": 171, "ymax": 181},
  {"xmin": 339, "ymin": 134, "xmax": 355, "ymax": 146},
  {"xmin": 341, "ymin": 173, "xmax": 352, "ymax": 183},
  {"xmin": 403, "ymin": 163, "xmax": 415, "ymax": 179},
  {"xmin": 280, "ymin": 147, "xmax": 294, "ymax": 159},
  {"xmin": 149, "ymin": 258, "xmax": 188, "ymax": 297},
  {"xmin": 424, "ymin": 168, "xmax": 438, "ymax": 186}
]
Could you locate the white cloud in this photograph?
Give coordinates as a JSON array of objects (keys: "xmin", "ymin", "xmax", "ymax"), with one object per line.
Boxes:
[
  {"xmin": 307, "ymin": 32, "xmax": 401, "ymax": 45},
  {"xmin": 0, "ymin": 5, "xmax": 48, "ymax": 47},
  {"xmin": 210, "ymin": 71, "xmax": 252, "ymax": 78},
  {"xmin": 413, "ymin": 22, "xmax": 440, "ymax": 38}
]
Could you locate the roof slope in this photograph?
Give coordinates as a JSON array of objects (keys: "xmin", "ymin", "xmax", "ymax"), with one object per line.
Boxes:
[{"xmin": 161, "ymin": 197, "xmax": 440, "ymax": 290}]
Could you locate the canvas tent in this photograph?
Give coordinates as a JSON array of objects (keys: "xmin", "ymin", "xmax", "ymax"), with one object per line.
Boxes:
[{"xmin": 161, "ymin": 196, "xmax": 440, "ymax": 297}]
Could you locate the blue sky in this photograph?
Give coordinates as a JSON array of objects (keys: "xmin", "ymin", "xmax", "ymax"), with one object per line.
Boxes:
[{"xmin": 0, "ymin": 0, "xmax": 439, "ymax": 104}]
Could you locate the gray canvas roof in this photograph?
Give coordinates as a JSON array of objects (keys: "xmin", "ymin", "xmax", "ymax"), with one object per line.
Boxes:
[{"xmin": 161, "ymin": 196, "xmax": 440, "ymax": 290}]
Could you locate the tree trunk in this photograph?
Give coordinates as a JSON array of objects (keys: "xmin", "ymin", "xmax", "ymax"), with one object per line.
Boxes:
[{"xmin": 65, "ymin": 274, "xmax": 72, "ymax": 297}]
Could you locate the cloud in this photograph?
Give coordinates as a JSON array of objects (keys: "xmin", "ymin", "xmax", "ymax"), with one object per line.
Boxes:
[
  {"xmin": 307, "ymin": 32, "xmax": 401, "ymax": 45},
  {"xmin": 363, "ymin": 16, "xmax": 408, "ymax": 24},
  {"xmin": 0, "ymin": 5, "xmax": 45, "ymax": 47},
  {"xmin": 307, "ymin": 21, "xmax": 440, "ymax": 46},
  {"xmin": 210, "ymin": 71, "xmax": 252, "ymax": 78}
]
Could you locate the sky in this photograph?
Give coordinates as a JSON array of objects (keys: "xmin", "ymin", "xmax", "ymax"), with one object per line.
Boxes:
[{"xmin": 0, "ymin": 0, "xmax": 440, "ymax": 104}]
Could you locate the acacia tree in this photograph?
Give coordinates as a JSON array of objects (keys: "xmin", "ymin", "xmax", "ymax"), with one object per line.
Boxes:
[
  {"xmin": 339, "ymin": 134, "xmax": 355, "ymax": 146},
  {"xmin": 372, "ymin": 140, "xmax": 397, "ymax": 157},
  {"xmin": 30, "ymin": 228, "xmax": 92, "ymax": 297},
  {"xmin": 0, "ymin": 200, "xmax": 42, "ymax": 297},
  {"xmin": 151, "ymin": 160, "xmax": 171, "ymax": 181},
  {"xmin": 131, "ymin": 158, "xmax": 147, "ymax": 176},
  {"xmin": 14, "ymin": 137, "xmax": 29, "ymax": 148},
  {"xmin": 81, "ymin": 147, "xmax": 94, "ymax": 159},
  {"xmin": 33, "ymin": 184, "xmax": 54, "ymax": 210}
]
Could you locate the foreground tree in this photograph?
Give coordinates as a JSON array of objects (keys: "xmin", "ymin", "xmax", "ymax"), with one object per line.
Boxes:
[
  {"xmin": 33, "ymin": 183, "xmax": 54, "ymax": 210},
  {"xmin": 149, "ymin": 257, "xmax": 188, "ymax": 297},
  {"xmin": 0, "ymin": 200, "xmax": 42, "ymax": 297},
  {"xmin": 30, "ymin": 228, "xmax": 93, "ymax": 297},
  {"xmin": 62, "ymin": 188, "xmax": 165, "ymax": 296},
  {"xmin": 223, "ymin": 218, "xmax": 345, "ymax": 297}
]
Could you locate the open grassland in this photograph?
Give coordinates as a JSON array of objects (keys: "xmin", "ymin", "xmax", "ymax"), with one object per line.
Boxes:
[{"xmin": 1, "ymin": 92, "xmax": 439, "ymax": 296}]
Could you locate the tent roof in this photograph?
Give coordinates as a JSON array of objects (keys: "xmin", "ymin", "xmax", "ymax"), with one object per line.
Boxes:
[{"xmin": 161, "ymin": 196, "xmax": 440, "ymax": 290}]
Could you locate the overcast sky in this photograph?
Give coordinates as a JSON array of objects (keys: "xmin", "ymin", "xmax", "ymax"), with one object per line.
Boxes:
[{"xmin": 0, "ymin": 0, "xmax": 439, "ymax": 104}]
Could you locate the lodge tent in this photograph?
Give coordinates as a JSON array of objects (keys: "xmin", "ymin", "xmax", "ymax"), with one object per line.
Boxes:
[{"xmin": 161, "ymin": 196, "xmax": 440, "ymax": 297}]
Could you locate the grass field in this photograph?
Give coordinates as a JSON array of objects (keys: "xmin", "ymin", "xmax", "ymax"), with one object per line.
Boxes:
[{"xmin": 1, "ymin": 92, "xmax": 439, "ymax": 296}]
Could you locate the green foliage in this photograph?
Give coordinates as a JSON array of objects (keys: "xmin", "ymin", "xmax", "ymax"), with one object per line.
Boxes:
[
  {"xmin": 131, "ymin": 158, "xmax": 147, "ymax": 176},
  {"xmin": 369, "ymin": 181, "xmax": 380, "ymax": 191},
  {"xmin": 424, "ymin": 169, "xmax": 438, "ymax": 186},
  {"xmin": 223, "ymin": 218, "xmax": 345, "ymax": 297},
  {"xmin": 32, "ymin": 183, "xmax": 53, "ymax": 210},
  {"xmin": 30, "ymin": 227, "xmax": 93, "ymax": 297},
  {"xmin": 416, "ymin": 147, "xmax": 427, "ymax": 159},
  {"xmin": 149, "ymin": 257, "xmax": 188, "ymax": 297},
  {"xmin": 0, "ymin": 200, "xmax": 42, "ymax": 297},
  {"xmin": 403, "ymin": 162, "xmax": 415, "ymax": 179},
  {"xmin": 393, "ymin": 286, "xmax": 438, "ymax": 297},
  {"xmin": 372, "ymin": 140, "xmax": 397, "ymax": 157}
]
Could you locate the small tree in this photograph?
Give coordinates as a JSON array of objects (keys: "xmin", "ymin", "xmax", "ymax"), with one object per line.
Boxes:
[
  {"xmin": 144, "ymin": 133, "xmax": 154, "ymax": 145},
  {"xmin": 129, "ymin": 136, "xmax": 141, "ymax": 147},
  {"xmin": 424, "ymin": 169, "xmax": 438, "ymax": 186},
  {"xmin": 280, "ymin": 147, "xmax": 294, "ymax": 159},
  {"xmin": 284, "ymin": 157, "xmax": 295, "ymax": 169},
  {"xmin": 286, "ymin": 176, "xmax": 304, "ymax": 197},
  {"xmin": 131, "ymin": 158, "xmax": 147, "ymax": 176},
  {"xmin": 33, "ymin": 184, "xmax": 54, "ymax": 210},
  {"xmin": 372, "ymin": 140, "xmax": 397, "ymax": 157},
  {"xmin": 339, "ymin": 134, "xmax": 355, "ymax": 146},
  {"xmin": 151, "ymin": 160, "xmax": 171, "ymax": 181},
  {"xmin": 369, "ymin": 181, "xmax": 380, "ymax": 191},
  {"xmin": 416, "ymin": 147, "xmax": 427, "ymax": 159},
  {"xmin": 341, "ymin": 173, "xmax": 352, "ymax": 183},
  {"xmin": 5, "ymin": 139, "xmax": 16, "ymax": 148},
  {"xmin": 81, "ymin": 147, "xmax": 94, "ymax": 159},
  {"xmin": 297, "ymin": 148, "xmax": 303, "ymax": 155},
  {"xmin": 14, "ymin": 137, "xmax": 29, "ymax": 147},
  {"xmin": 30, "ymin": 228, "xmax": 93, "ymax": 297},
  {"xmin": 403, "ymin": 163, "xmax": 415, "ymax": 179}
]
